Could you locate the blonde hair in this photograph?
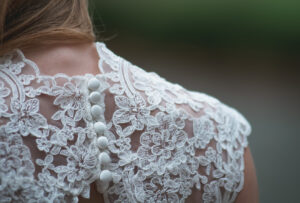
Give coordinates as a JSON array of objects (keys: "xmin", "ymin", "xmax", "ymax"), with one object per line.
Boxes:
[{"xmin": 0, "ymin": 0, "xmax": 95, "ymax": 56}]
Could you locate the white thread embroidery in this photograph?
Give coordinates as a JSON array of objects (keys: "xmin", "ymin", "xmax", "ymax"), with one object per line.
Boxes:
[{"xmin": 0, "ymin": 42, "xmax": 251, "ymax": 203}]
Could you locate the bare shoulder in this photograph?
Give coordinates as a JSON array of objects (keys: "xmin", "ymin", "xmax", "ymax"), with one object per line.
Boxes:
[
  {"xmin": 235, "ymin": 147, "xmax": 259, "ymax": 203},
  {"xmin": 22, "ymin": 42, "xmax": 100, "ymax": 76}
]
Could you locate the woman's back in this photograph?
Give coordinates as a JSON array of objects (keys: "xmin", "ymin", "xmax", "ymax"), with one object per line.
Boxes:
[{"xmin": 0, "ymin": 42, "xmax": 257, "ymax": 202}]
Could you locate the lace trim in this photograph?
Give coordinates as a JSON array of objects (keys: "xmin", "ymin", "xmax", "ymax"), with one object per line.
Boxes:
[{"xmin": 0, "ymin": 42, "xmax": 251, "ymax": 203}]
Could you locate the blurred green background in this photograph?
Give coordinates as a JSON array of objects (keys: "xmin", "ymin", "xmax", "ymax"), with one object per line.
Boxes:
[{"xmin": 90, "ymin": 1, "xmax": 300, "ymax": 202}]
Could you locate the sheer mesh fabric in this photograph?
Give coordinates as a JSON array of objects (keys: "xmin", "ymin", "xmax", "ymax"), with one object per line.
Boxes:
[{"xmin": 0, "ymin": 42, "xmax": 251, "ymax": 203}]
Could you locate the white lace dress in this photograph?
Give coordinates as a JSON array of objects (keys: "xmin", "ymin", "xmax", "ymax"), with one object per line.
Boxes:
[{"xmin": 0, "ymin": 42, "xmax": 251, "ymax": 203}]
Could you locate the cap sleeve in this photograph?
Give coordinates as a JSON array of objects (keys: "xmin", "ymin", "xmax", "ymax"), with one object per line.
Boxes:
[{"xmin": 218, "ymin": 103, "xmax": 252, "ymax": 148}]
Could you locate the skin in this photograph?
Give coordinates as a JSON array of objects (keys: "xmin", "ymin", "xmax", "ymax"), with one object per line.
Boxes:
[
  {"xmin": 23, "ymin": 42, "xmax": 101, "ymax": 77},
  {"xmin": 235, "ymin": 147, "xmax": 259, "ymax": 203},
  {"xmin": 24, "ymin": 43, "xmax": 259, "ymax": 203}
]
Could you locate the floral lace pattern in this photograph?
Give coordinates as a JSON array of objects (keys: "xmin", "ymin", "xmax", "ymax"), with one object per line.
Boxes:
[{"xmin": 0, "ymin": 42, "xmax": 251, "ymax": 202}]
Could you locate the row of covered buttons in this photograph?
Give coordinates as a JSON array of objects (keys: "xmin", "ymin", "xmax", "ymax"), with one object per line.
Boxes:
[{"xmin": 88, "ymin": 77, "xmax": 112, "ymax": 191}]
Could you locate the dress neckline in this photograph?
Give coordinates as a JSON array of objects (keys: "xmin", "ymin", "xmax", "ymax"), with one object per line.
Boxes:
[{"xmin": 13, "ymin": 41, "xmax": 107, "ymax": 79}]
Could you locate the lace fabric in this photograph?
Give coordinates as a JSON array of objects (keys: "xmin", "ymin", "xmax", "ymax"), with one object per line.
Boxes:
[{"xmin": 0, "ymin": 42, "xmax": 251, "ymax": 203}]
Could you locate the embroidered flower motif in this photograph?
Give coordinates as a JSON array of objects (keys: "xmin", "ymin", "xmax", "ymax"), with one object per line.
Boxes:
[
  {"xmin": 137, "ymin": 112, "xmax": 187, "ymax": 175},
  {"xmin": 113, "ymin": 94, "xmax": 154, "ymax": 133},
  {"xmin": 216, "ymin": 113, "xmax": 238, "ymax": 143},
  {"xmin": 0, "ymin": 126, "xmax": 40, "ymax": 202},
  {"xmin": 58, "ymin": 145, "xmax": 98, "ymax": 182},
  {"xmin": 133, "ymin": 173, "xmax": 181, "ymax": 203},
  {"xmin": 0, "ymin": 43, "xmax": 251, "ymax": 203},
  {"xmin": 36, "ymin": 137, "xmax": 52, "ymax": 153},
  {"xmin": 53, "ymin": 81, "xmax": 84, "ymax": 110},
  {"xmin": 37, "ymin": 170, "xmax": 59, "ymax": 197},
  {"xmin": 50, "ymin": 81, "xmax": 86, "ymax": 125},
  {"xmin": 0, "ymin": 81, "xmax": 10, "ymax": 114},
  {"xmin": 192, "ymin": 116, "xmax": 215, "ymax": 149},
  {"xmin": 5, "ymin": 98, "xmax": 47, "ymax": 137},
  {"xmin": 0, "ymin": 127, "xmax": 35, "ymax": 176}
]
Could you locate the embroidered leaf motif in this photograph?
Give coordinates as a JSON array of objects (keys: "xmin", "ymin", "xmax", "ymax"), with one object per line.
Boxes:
[{"xmin": 0, "ymin": 42, "xmax": 251, "ymax": 203}]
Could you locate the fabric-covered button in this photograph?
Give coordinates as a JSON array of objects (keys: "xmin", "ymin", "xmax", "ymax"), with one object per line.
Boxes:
[
  {"xmin": 91, "ymin": 105, "xmax": 102, "ymax": 119},
  {"xmin": 88, "ymin": 78, "xmax": 100, "ymax": 91},
  {"xmin": 112, "ymin": 174, "xmax": 122, "ymax": 184},
  {"xmin": 94, "ymin": 122, "xmax": 106, "ymax": 135},
  {"xmin": 89, "ymin": 92, "xmax": 101, "ymax": 103},
  {"xmin": 99, "ymin": 152, "xmax": 111, "ymax": 165},
  {"xmin": 100, "ymin": 170, "xmax": 112, "ymax": 182},
  {"xmin": 97, "ymin": 136, "xmax": 108, "ymax": 149}
]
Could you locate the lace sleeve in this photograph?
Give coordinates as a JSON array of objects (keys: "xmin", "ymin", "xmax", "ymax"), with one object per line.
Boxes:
[
  {"xmin": 0, "ymin": 43, "xmax": 251, "ymax": 203},
  {"xmin": 95, "ymin": 42, "xmax": 252, "ymax": 203}
]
